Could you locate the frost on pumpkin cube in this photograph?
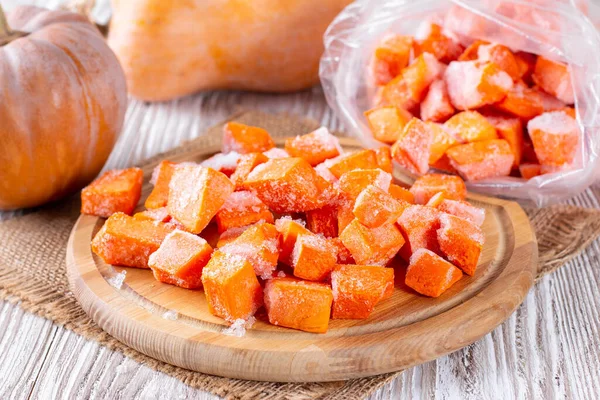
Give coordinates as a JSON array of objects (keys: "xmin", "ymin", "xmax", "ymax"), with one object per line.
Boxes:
[
  {"xmin": 275, "ymin": 217, "xmax": 311, "ymax": 265},
  {"xmin": 409, "ymin": 173, "xmax": 467, "ymax": 205},
  {"xmin": 264, "ymin": 277, "xmax": 333, "ymax": 333},
  {"xmin": 328, "ymin": 237, "xmax": 355, "ymax": 264},
  {"xmin": 353, "ymin": 185, "xmax": 409, "ymax": 228},
  {"xmin": 397, "ymin": 205, "xmax": 442, "ymax": 258},
  {"xmin": 217, "ymin": 225, "xmax": 250, "ymax": 248},
  {"xmin": 200, "ymin": 152, "xmax": 242, "ymax": 177},
  {"xmin": 230, "ymin": 152, "xmax": 268, "ymax": 191},
  {"xmin": 495, "ymin": 83, "xmax": 544, "ymax": 120},
  {"xmin": 219, "ymin": 222, "xmax": 280, "ymax": 279},
  {"xmin": 167, "ymin": 165, "xmax": 234, "ymax": 234},
  {"xmin": 214, "ymin": 191, "xmax": 273, "ymax": 233},
  {"xmin": 222, "ymin": 121, "xmax": 275, "ymax": 154},
  {"xmin": 528, "ymin": 111, "xmax": 579, "ymax": 166},
  {"xmin": 391, "ymin": 118, "xmax": 434, "ymax": 175},
  {"xmin": 532, "ymin": 56, "xmax": 574, "ymax": 104},
  {"xmin": 375, "ymin": 147, "xmax": 393, "ymax": 173},
  {"xmin": 477, "ymin": 43, "xmax": 521, "ymax": 81},
  {"xmin": 284, "ymin": 127, "xmax": 341, "ymax": 166},
  {"xmin": 444, "ymin": 61, "xmax": 513, "ymax": 110},
  {"xmin": 148, "ymin": 230, "xmax": 213, "ymax": 289},
  {"xmin": 437, "ymin": 199, "xmax": 485, "ymax": 227},
  {"xmin": 305, "ymin": 206, "xmax": 338, "ymax": 238},
  {"xmin": 201, "ymin": 251, "xmax": 263, "ymax": 322},
  {"xmin": 81, "ymin": 168, "xmax": 143, "ymax": 218},
  {"xmin": 427, "ymin": 122, "xmax": 458, "ymax": 165},
  {"xmin": 437, "ymin": 213, "xmax": 484, "ymax": 276},
  {"xmin": 405, "ymin": 248, "xmax": 463, "ymax": 298},
  {"xmin": 372, "ymin": 34, "xmax": 414, "ymax": 85},
  {"xmin": 323, "ymin": 149, "xmax": 379, "ymax": 179},
  {"xmin": 443, "ymin": 111, "xmax": 497, "ymax": 144},
  {"xmin": 91, "ymin": 212, "xmax": 175, "ymax": 269},
  {"xmin": 337, "ymin": 168, "xmax": 392, "ymax": 200},
  {"xmin": 339, "ymin": 219, "xmax": 405, "ymax": 266},
  {"xmin": 446, "ymin": 139, "xmax": 515, "ymax": 181},
  {"xmin": 291, "ymin": 234, "xmax": 337, "ymax": 281},
  {"xmin": 133, "ymin": 207, "xmax": 171, "ymax": 223},
  {"xmin": 263, "ymin": 148, "xmax": 290, "ymax": 159},
  {"xmin": 145, "ymin": 161, "xmax": 176, "ymax": 209},
  {"xmin": 331, "ymin": 265, "xmax": 394, "ymax": 319},
  {"xmin": 413, "ymin": 22, "xmax": 464, "ymax": 63},
  {"xmin": 337, "ymin": 196, "xmax": 356, "ymax": 234},
  {"xmin": 420, "ymin": 80, "xmax": 455, "ymax": 122},
  {"xmin": 389, "ymin": 184, "xmax": 415, "ymax": 204},
  {"xmin": 484, "ymin": 113, "xmax": 524, "ymax": 167},
  {"xmin": 364, "ymin": 106, "xmax": 413, "ymax": 144}
]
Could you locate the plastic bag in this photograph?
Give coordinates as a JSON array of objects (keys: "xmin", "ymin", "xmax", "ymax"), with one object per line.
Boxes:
[{"xmin": 320, "ymin": 0, "xmax": 600, "ymax": 206}]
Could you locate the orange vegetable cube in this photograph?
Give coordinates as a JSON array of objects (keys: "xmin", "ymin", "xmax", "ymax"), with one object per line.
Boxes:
[
  {"xmin": 148, "ymin": 230, "xmax": 213, "ymax": 289},
  {"xmin": 328, "ymin": 237, "xmax": 355, "ymax": 264},
  {"xmin": 201, "ymin": 152, "xmax": 242, "ymax": 177},
  {"xmin": 230, "ymin": 153, "xmax": 268, "ymax": 190},
  {"xmin": 364, "ymin": 106, "xmax": 413, "ymax": 144},
  {"xmin": 532, "ymin": 56, "xmax": 574, "ymax": 104},
  {"xmin": 291, "ymin": 234, "xmax": 337, "ymax": 281},
  {"xmin": 437, "ymin": 199, "xmax": 485, "ymax": 227},
  {"xmin": 91, "ymin": 212, "xmax": 175, "ymax": 269},
  {"xmin": 495, "ymin": 84, "xmax": 544, "ymax": 120},
  {"xmin": 215, "ymin": 191, "xmax": 273, "ymax": 233},
  {"xmin": 284, "ymin": 127, "xmax": 341, "ymax": 166},
  {"xmin": 389, "ymin": 184, "xmax": 415, "ymax": 204},
  {"xmin": 222, "ymin": 121, "xmax": 275, "ymax": 154},
  {"xmin": 337, "ymin": 168, "xmax": 392, "ymax": 200},
  {"xmin": 397, "ymin": 205, "xmax": 441, "ymax": 258},
  {"xmin": 519, "ymin": 163, "xmax": 542, "ymax": 179},
  {"xmin": 427, "ymin": 122, "xmax": 459, "ymax": 165},
  {"xmin": 372, "ymin": 34, "xmax": 414, "ymax": 85},
  {"xmin": 420, "ymin": 80, "xmax": 455, "ymax": 123},
  {"xmin": 337, "ymin": 196, "xmax": 356, "ymax": 234},
  {"xmin": 264, "ymin": 277, "xmax": 333, "ymax": 333},
  {"xmin": 444, "ymin": 61, "xmax": 513, "ymax": 110},
  {"xmin": 305, "ymin": 206, "xmax": 338, "ymax": 238},
  {"xmin": 437, "ymin": 213, "xmax": 484, "ymax": 276},
  {"xmin": 375, "ymin": 146, "xmax": 393, "ymax": 173},
  {"xmin": 443, "ymin": 111, "xmax": 497, "ymax": 144},
  {"xmin": 528, "ymin": 111, "xmax": 579, "ymax": 166},
  {"xmin": 381, "ymin": 53, "xmax": 444, "ymax": 111},
  {"xmin": 477, "ymin": 43, "xmax": 521, "ymax": 81},
  {"xmin": 133, "ymin": 207, "xmax": 171, "ymax": 223},
  {"xmin": 323, "ymin": 149, "xmax": 379, "ymax": 179},
  {"xmin": 458, "ymin": 40, "xmax": 488, "ymax": 61},
  {"xmin": 331, "ymin": 265, "xmax": 395, "ymax": 319},
  {"xmin": 353, "ymin": 185, "xmax": 408, "ymax": 228},
  {"xmin": 220, "ymin": 223, "xmax": 279, "ymax": 279},
  {"xmin": 446, "ymin": 139, "xmax": 514, "ymax": 181},
  {"xmin": 405, "ymin": 249, "xmax": 463, "ymax": 298},
  {"xmin": 201, "ymin": 251, "xmax": 263, "ymax": 322},
  {"xmin": 244, "ymin": 158, "xmax": 324, "ymax": 213},
  {"xmin": 81, "ymin": 168, "xmax": 143, "ymax": 218},
  {"xmin": 484, "ymin": 113, "xmax": 524, "ymax": 167},
  {"xmin": 391, "ymin": 118, "xmax": 434, "ymax": 175},
  {"xmin": 414, "ymin": 22, "xmax": 463, "ymax": 63},
  {"xmin": 275, "ymin": 217, "xmax": 311, "ymax": 265},
  {"xmin": 339, "ymin": 219, "xmax": 405, "ymax": 266},
  {"xmin": 145, "ymin": 161, "xmax": 176, "ymax": 209},
  {"xmin": 409, "ymin": 173, "xmax": 467, "ymax": 204},
  {"xmin": 167, "ymin": 165, "xmax": 234, "ymax": 234}
]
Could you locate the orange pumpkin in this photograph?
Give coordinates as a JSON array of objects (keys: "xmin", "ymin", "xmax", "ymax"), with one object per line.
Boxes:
[
  {"xmin": 107, "ymin": 0, "xmax": 352, "ymax": 101},
  {"xmin": 0, "ymin": 6, "xmax": 127, "ymax": 210}
]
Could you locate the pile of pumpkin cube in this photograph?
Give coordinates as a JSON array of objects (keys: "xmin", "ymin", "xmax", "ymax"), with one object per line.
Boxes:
[
  {"xmin": 83, "ymin": 121, "xmax": 485, "ymax": 333},
  {"xmin": 367, "ymin": 21, "xmax": 579, "ymax": 181}
]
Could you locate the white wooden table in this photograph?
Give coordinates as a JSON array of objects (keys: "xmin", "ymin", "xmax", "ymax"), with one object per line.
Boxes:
[{"xmin": 2, "ymin": 1, "xmax": 600, "ymax": 398}]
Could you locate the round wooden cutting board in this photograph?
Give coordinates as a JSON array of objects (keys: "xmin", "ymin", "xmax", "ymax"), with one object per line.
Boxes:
[{"xmin": 66, "ymin": 137, "xmax": 537, "ymax": 383}]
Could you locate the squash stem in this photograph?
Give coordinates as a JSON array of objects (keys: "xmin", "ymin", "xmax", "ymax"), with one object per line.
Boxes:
[{"xmin": 0, "ymin": 5, "xmax": 27, "ymax": 46}]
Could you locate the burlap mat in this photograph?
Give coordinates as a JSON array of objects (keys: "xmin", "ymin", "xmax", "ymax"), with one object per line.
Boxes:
[{"xmin": 1, "ymin": 111, "xmax": 599, "ymax": 400}]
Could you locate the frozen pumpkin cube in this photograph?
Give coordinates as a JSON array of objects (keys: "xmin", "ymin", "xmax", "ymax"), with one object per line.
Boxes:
[
  {"xmin": 519, "ymin": 163, "xmax": 542, "ymax": 179},
  {"xmin": 484, "ymin": 114, "xmax": 524, "ymax": 167},
  {"xmin": 375, "ymin": 147, "xmax": 393, "ymax": 173},
  {"xmin": 391, "ymin": 118, "xmax": 434, "ymax": 175},
  {"xmin": 323, "ymin": 149, "xmax": 379, "ymax": 178},
  {"xmin": 405, "ymin": 248, "xmax": 463, "ymax": 298},
  {"xmin": 420, "ymin": 80, "xmax": 455, "ymax": 122},
  {"xmin": 337, "ymin": 196, "xmax": 356, "ymax": 234},
  {"xmin": 532, "ymin": 56, "xmax": 574, "ymax": 104},
  {"xmin": 443, "ymin": 111, "xmax": 497, "ymax": 144},
  {"xmin": 427, "ymin": 122, "xmax": 459, "ymax": 165},
  {"xmin": 328, "ymin": 237, "xmax": 355, "ymax": 264},
  {"xmin": 305, "ymin": 206, "xmax": 338, "ymax": 238},
  {"xmin": 372, "ymin": 34, "xmax": 414, "ymax": 85},
  {"xmin": 331, "ymin": 265, "xmax": 395, "ymax": 319},
  {"xmin": 264, "ymin": 277, "xmax": 333, "ymax": 333},
  {"xmin": 220, "ymin": 223, "xmax": 279, "ymax": 279},
  {"xmin": 364, "ymin": 106, "xmax": 413, "ymax": 144},
  {"xmin": 458, "ymin": 40, "xmax": 488, "ymax": 61},
  {"xmin": 148, "ymin": 230, "xmax": 213, "ymax": 289},
  {"xmin": 409, "ymin": 173, "xmax": 467, "ymax": 204},
  {"xmin": 133, "ymin": 207, "xmax": 171, "ymax": 223},
  {"xmin": 444, "ymin": 61, "xmax": 513, "ymax": 110},
  {"xmin": 414, "ymin": 22, "xmax": 463, "ymax": 63},
  {"xmin": 381, "ymin": 53, "xmax": 444, "ymax": 111},
  {"xmin": 201, "ymin": 251, "xmax": 263, "ymax": 322},
  {"xmin": 397, "ymin": 205, "xmax": 441, "ymax": 258},
  {"xmin": 215, "ymin": 191, "xmax": 273, "ymax": 233},
  {"xmin": 145, "ymin": 161, "xmax": 176, "ymax": 209},
  {"xmin": 222, "ymin": 121, "xmax": 275, "ymax": 154},
  {"xmin": 353, "ymin": 185, "xmax": 408, "ymax": 228},
  {"xmin": 477, "ymin": 43, "xmax": 521, "ymax": 81},
  {"xmin": 291, "ymin": 234, "xmax": 337, "ymax": 281},
  {"xmin": 284, "ymin": 127, "xmax": 341, "ymax": 166},
  {"xmin": 528, "ymin": 111, "xmax": 579, "ymax": 166},
  {"xmin": 437, "ymin": 199, "xmax": 485, "ymax": 227},
  {"xmin": 91, "ymin": 212, "xmax": 175, "ymax": 269},
  {"xmin": 495, "ymin": 84, "xmax": 544, "ymax": 120},
  {"xmin": 437, "ymin": 213, "xmax": 484, "ymax": 276},
  {"xmin": 275, "ymin": 217, "xmax": 311, "ymax": 265},
  {"xmin": 339, "ymin": 219, "xmax": 405, "ymax": 266},
  {"xmin": 201, "ymin": 152, "xmax": 242, "ymax": 177},
  {"xmin": 81, "ymin": 168, "xmax": 143, "ymax": 218},
  {"xmin": 338, "ymin": 168, "xmax": 392, "ymax": 200},
  {"xmin": 230, "ymin": 152, "xmax": 269, "ymax": 190},
  {"xmin": 389, "ymin": 184, "xmax": 415, "ymax": 204},
  {"xmin": 168, "ymin": 165, "xmax": 234, "ymax": 234},
  {"xmin": 244, "ymin": 158, "xmax": 324, "ymax": 213},
  {"xmin": 446, "ymin": 139, "xmax": 514, "ymax": 181}
]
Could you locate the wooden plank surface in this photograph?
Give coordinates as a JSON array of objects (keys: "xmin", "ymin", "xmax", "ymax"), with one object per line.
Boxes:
[{"xmin": 1, "ymin": 0, "xmax": 600, "ymax": 398}]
